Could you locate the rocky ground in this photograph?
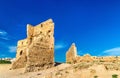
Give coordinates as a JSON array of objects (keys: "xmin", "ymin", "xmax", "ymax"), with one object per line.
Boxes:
[{"xmin": 0, "ymin": 62, "xmax": 120, "ymax": 78}]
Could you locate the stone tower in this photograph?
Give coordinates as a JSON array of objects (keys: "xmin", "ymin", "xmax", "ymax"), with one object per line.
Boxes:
[
  {"xmin": 25, "ymin": 19, "xmax": 54, "ymax": 72},
  {"xmin": 11, "ymin": 19, "xmax": 54, "ymax": 72},
  {"xmin": 66, "ymin": 43, "xmax": 77, "ymax": 64}
]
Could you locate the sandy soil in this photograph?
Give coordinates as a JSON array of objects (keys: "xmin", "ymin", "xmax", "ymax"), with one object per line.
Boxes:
[
  {"xmin": 0, "ymin": 64, "xmax": 120, "ymax": 78},
  {"xmin": 0, "ymin": 64, "xmax": 71, "ymax": 78}
]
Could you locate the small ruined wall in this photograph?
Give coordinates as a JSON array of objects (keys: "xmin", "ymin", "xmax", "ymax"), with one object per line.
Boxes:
[
  {"xmin": 66, "ymin": 43, "xmax": 77, "ymax": 64},
  {"xmin": 66, "ymin": 43, "xmax": 120, "ymax": 64},
  {"xmin": 80, "ymin": 54, "xmax": 93, "ymax": 62}
]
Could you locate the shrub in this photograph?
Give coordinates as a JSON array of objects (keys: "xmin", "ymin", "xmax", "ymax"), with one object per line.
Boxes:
[
  {"xmin": 94, "ymin": 75, "xmax": 98, "ymax": 78},
  {"xmin": 0, "ymin": 60, "xmax": 11, "ymax": 64},
  {"xmin": 67, "ymin": 62, "xmax": 71, "ymax": 64},
  {"xmin": 112, "ymin": 74, "xmax": 118, "ymax": 78},
  {"xmin": 100, "ymin": 60, "xmax": 104, "ymax": 62}
]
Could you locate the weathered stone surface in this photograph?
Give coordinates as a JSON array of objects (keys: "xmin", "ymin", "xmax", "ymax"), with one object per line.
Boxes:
[
  {"xmin": 66, "ymin": 43, "xmax": 77, "ymax": 64},
  {"xmin": 11, "ymin": 39, "xmax": 27, "ymax": 69},
  {"xmin": 66, "ymin": 43, "xmax": 120, "ymax": 63},
  {"xmin": 25, "ymin": 19, "xmax": 54, "ymax": 72},
  {"xmin": 11, "ymin": 19, "xmax": 54, "ymax": 72},
  {"xmin": 80, "ymin": 54, "xmax": 93, "ymax": 62}
]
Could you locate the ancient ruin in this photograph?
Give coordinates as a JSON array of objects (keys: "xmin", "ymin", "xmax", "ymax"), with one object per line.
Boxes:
[
  {"xmin": 66, "ymin": 43, "xmax": 120, "ymax": 64},
  {"xmin": 66, "ymin": 43, "xmax": 77, "ymax": 64},
  {"xmin": 11, "ymin": 18, "xmax": 120, "ymax": 73},
  {"xmin": 11, "ymin": 19, "xmax": 54, "ymax": 72}
]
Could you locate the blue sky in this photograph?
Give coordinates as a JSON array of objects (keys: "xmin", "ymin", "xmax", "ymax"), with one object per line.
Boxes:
[{"xmin": 0, "ymin": 0, "xmax": 120, "ymax": 62}]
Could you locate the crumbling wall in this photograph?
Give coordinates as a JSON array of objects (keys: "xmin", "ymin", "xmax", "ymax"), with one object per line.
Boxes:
[
  {"xmin": 66, "ymin": 43, "xmax": 77, "ymax": 64},
  {"xmin": 66, "ymin": 44, "xmax": 120, "ymax": 63},
  {"xmin": 80, "ymin": 54, "xmax": 93, "ymax": 62},
  {"xmin": 25, "ymin": 19, "xmax": 54, "ymax": 72},
  {"xmin": 11, "ymin": 19, "xmax": 54, "ymax": 72},
  {"xmin": 11, "ymin": 39, "xmax": 27, "ymax": 69}
]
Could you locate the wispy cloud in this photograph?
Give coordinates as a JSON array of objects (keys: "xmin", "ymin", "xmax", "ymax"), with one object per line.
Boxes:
[
  {"xmin": 103, "ymin": 47, "xmax": 120, "ymax": 56},
  {"xmin": 0, "ymin": 29, "xmax": 9, "ymax": 40},
  {"xmin": 0, "ymin": 29, "xmax": 7, "ymax": 36},
  {"xmin": 55, "ymin": 41, "xmax": 67, "ymax": 50},
  {"xmin": 8, "ymin": 46, "xmax": 17, "ymax": 53}
]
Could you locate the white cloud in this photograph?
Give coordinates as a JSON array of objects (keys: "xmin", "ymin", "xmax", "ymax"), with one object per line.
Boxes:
[
  {"xmin": 55, "ymin": 41, "xmax": 67, "ymax": 50},
  {"xmin": 55, "ymin": 44, "xmax": 64, "ymax": 49},
  {"xmin": 103, "ymin": 47, "xmax": 120, "ymax": 56},
  {"xmin": 0, "ymin": 29, "xmax": 7, "ymax": 36},
  {"xmin": 8, "ymin": 46, "xmax": 17, "ymax": 53},
  {"xmin": 0, "ymin": 37, "xmax": 9, "ymax": 40},
  {"xmin": 0, "ymin": 29, "xmax": 9, "ymax": 40}
]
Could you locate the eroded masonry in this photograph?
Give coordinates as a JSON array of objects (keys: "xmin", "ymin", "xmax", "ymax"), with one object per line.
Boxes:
[
  {"xmin": 11, "ymin": 19, "xmax": 54, "ymax": 72},
  {"xmin": 66, "ymin": 43, "xmax": 120, "ymax": 64}
]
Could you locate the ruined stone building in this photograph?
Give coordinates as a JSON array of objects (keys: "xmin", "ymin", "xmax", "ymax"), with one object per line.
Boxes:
[
  {"xmin": 66, "ymin": 43, "xmax": 120, "ymax": 64},
  {"xmin": 11, "ymin": 19, "xmax": 54, "ymax": 72},
  {"xmin": 11, "ymin": 18, "xmax": 120, "ymax": 72},
  {"xmin": 66, "ymin": 43, "xmax": 77, "ymax": 63}
]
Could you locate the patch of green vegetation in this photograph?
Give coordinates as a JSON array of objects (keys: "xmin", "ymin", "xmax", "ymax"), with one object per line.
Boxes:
[
  {"xmin": 67, "ymin": 62, "xmax": 71, "ymax": 64},
  {"xmin": 94, "ymin": 75, "xmax": 98, "ymax": 78},
  {"xmin": 100, "ymin": 60, "xmax": 104, "ymax": 62},
  {"xmin": 74, "ymin": 65, "xmax": 78, "ymax": 69},
  {"xmin": 112, "ymin": 74, "xmax": 118, "ymax": 78},
  {"xmin": 0, "ymin": 60, "xmax": 11, "ymax": 64}
]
